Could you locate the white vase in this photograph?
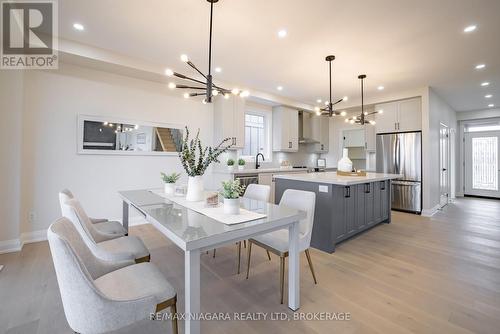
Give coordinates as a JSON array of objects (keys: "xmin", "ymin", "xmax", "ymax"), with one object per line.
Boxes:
[
  {"xmin": 164, "ymin": 183, "xmax": 175, "ymax": 196},
  {"xmin": 186, "ymin": 176, "xmax": 204, "ymax": 202},
  {"xmin": 338, "ymin": 148, "xmax": 353, "ymax": 172},
  {"xmin": 238, "ymin": 165, "xmax": 245, "ymax": 170},
  {"xmin": 224, "ymin": 198, "xmax": 240, "ymax": 215}
]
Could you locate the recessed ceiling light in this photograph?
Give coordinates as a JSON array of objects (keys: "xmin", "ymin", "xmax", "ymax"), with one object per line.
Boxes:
[
  {"xmin": 316, "ymin": 99, "xmax": 322, "ymax": 103},
  {"xmin": 481, "ymin": 82, "xmax": 490, "ymax": 87},
  {"xmin": 463, "ymin": 25, "xmax": 477, "ymax": 33},
  {"xmin": 475, "ymin": 64, "xmax": 486, "ymax": 70},
  {"xmin": 73, "ymin": 23, "xmax": 84, "ymax": 31},
  {"xmin": 377, "ymin": 86, "xmax": 385, "ymax": 91},
  {"xmin": 485, "ymin": 94, "xmax": 493, "ymax": 98},
  {"xmin": 277, "ymin": 86, "xmax": 283, "ymax": 91},
  {"xmin": 343, "ymin": 96, "xmax": 349, "ymax": 101},
  {"xmin": 278, "ymin": 29, "xmax": 287, "ymax": 38},
  {"xmin": 488, "ymin": 104, "xmax": 495, "ymax": 108},
  {"xmin": 215, "ymin": 67, "xmax": 222, "ymax": 73}
]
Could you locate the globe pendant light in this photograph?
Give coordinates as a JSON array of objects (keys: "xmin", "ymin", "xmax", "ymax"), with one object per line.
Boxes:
[
  {"xmin": 346, "ymin": 74, "xmax": 380, "ymax": 125},
  {"xmin": 314, "ymin": 55, "xmax": 345, "ymax": 117},
  {"xmin": 164, "ymin": 0, "xmax": 248, "ymax": 103}
]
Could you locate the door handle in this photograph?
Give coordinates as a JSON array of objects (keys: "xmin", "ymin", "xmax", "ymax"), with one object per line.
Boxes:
[{"xmin": 344, "ymin": 186, "xmax": 351, "ymax": 198}]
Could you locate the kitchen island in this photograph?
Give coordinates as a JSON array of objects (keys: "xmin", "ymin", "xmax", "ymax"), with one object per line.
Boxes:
[{"xmin": 274, "ymin": 172, "xmax": 401, "ymax": 253}]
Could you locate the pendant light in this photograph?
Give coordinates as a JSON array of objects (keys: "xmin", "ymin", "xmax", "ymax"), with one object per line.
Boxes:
[
  {"xmin": 314, "ymin": 55, "xmax": 345, "ymax": 117},
  {"xmin": 345, "ymin": 74, "xmax": 380, "ymax": 125},
  {"xmin": 164, "ymin": 0, "xmax": 248, "ymax": 103}
]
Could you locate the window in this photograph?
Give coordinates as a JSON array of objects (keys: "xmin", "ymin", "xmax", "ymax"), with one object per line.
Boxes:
[
  {"xmin": 472, "ymin": 136, "xmax": 498, "ymax": 191},
  {"xmin": 240, "ymin": 111, "xmax": 270, "ymax": 160},
  {"xmin": 466, "ymin": 124, "xmax": 500, "ymax": 132}
]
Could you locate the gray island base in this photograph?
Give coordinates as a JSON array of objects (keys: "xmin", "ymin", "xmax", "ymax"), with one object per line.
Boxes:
[{"xmin": 274, "ymin": 172, "xmax": 401, "ymax": 253}]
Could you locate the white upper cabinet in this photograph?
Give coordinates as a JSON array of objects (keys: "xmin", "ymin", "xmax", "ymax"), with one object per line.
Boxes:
[
  {"xmin": 365, "ymin": 124, "xmax": 376, "ymax": 151},
  {"xmin": 343, "ymin": 129, "xmax": 365, "ymax": 147},
  {"xmin": 310, "ymin": 115, "xmax": 330, "ymax": 153},
  {"xmin": 375, "ymin": 97, "xmax": 421, "ymax": 133},
  {"xmin": 272, "ymin": 106, "xmax": 298, "ymax": 152},
  {"xmin": 398, "ymin": 98, "xmax": 421, "ymax": 132},
  {"xmin": 214, "ymin": 96, "xmax": 245, "ymax": 149}
]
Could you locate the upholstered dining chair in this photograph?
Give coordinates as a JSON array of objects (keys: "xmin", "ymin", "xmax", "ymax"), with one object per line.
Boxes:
[
  {"xmin": 246, "ymin": 189, "xmax": 317, "ymax": 304},
  {"xmin": 60, "ymin": 198, "xmax": 150, "ymax": 263},
  {"xmin": 59, "ymin": 189, "xmax": 127, "ymax": 237},
  {"xmin": 48, "ymin": 217, "xmax": 178, "ymax": 334}
]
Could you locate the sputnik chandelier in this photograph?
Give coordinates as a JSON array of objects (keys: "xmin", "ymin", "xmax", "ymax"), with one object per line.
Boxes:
[
  {"xmin": 314, "ymin": 55, "xmax": 346, "ymax": 117},
  {"xmin": 164, "ymin": 0, "xmax": 248, "ymax": 103},
  {"xmin": 344, "ymin": 74, "xmax": 381, "ymax": 125}
]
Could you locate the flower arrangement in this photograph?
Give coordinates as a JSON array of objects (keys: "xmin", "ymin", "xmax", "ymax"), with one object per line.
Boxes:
[
  {"xmin": 178, "ymin": 127, "xmax": 233, "ymax": 177},
  {"xmin": 219, "ymin": 179, "xmax": 246, "ymax": 199},
  {"xmin": 160, "ymin": 172, "xmax": 181, "ymax": 184}
]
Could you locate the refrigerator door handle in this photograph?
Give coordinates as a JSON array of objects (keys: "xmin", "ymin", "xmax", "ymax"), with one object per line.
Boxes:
[{"xmin": 395, "ymin": 135, "xmax": 400, "ymax": 175}]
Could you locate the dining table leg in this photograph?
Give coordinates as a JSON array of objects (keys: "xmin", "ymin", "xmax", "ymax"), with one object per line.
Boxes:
[
  {"xmin": 122, "ymin": 200, "xmax": 129, "ymax": 233},
  {"xmin": 185, "ymin": 249, "xmax": 201, "ymax": 334},
  {"xmin": 288, "ymin": 221, "xmax": 300, "ymax": 311}
]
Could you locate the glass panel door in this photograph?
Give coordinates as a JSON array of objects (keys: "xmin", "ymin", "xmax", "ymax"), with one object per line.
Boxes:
[{"xmin": 465, "ymin": 131, "xmax": 500, "ymax": 198}]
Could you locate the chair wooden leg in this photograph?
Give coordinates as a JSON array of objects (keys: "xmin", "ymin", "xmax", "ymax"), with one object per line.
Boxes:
[
  {"xmin": 305, "ymin": 249, "xmax": 318, "ymax": 284},
  {"xmin": 237, "ymin": 241, "xmax": 242, "ymax": 274},
  {"xmin": 243, "ymin": 240, "xmax": 247, "ymax": 248},
  {"xmin": 246, "ymin": 241, "xmax": 253, "ymax": 279},
  {"xmin": 279, "ymin": 256, "xmax": 285, "ymax": 304},
  {"xmin": 135, "ymin": 254, "xmax": 150, "ymax": 263},
  {"xmin": 266, "ymin": 250, "xmax": 272, "ymax": 261},
  {"xmin": 213, "ymin": 249, "xmax": 216, "ymax": 258},
  {"xmin": 171, "ymin": 302, "xmax": 178, "ymax": 334}
]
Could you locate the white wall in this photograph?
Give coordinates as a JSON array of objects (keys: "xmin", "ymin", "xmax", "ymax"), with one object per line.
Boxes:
[
  {"xmin": 424, "ymin": 88, "xmax": 457, "ymax": 213},
  {"xmin": 17, "ymin": 63, "xmax": 214, "ymax": 237},
  {"xmin": 0, "ymin": 71, "xmax": 23, "ymax": 244}
]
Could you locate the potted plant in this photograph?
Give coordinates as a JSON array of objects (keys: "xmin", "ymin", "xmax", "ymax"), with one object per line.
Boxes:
[
  {"xmin": 238, "ymin": 158, "xmax": 246, "ymax": 170},
  {"xmin": 160, "ymin": 172, "xmax": 181, "ymax": 196},
  {"xmin": 179, "ymin": 127, "xmax": 232, "ymax": 201},
  {"xmin": 227, "ymin": 159, "xmax": 235, "ymax": 171},
  {"xmin": 220, "ymin": 180, "xmax": 245, "ymax": 214}
]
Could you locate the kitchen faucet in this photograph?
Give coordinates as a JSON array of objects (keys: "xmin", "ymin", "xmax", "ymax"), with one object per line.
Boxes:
[{"xmin": 255, "ymin": 153, "xmax": 265, "ymax": 169}]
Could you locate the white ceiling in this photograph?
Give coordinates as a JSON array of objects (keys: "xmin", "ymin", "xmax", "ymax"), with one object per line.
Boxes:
[{"xmin": 58, "ymin": 0, "xmax": 500, "ymax": 112}]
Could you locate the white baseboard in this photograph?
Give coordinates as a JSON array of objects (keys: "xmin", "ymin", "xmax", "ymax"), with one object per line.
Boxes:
[
  {"xmin": 128, "ymin": 216, "xmax": 149, "ymax": 227},
  {"xmin": 0, "ymin": 218, "xmax": 146, "ymax": 255},
  {"xmin": 0, "ymin": 238, "xmax": 22, "ymax": 254},
  {"xmin": 0, "ymin": 229, "xmax": 48, "ymax": 254},
  {"xmin": 421, "ymin": 204, "xmax": 441, "ymax": 217}
]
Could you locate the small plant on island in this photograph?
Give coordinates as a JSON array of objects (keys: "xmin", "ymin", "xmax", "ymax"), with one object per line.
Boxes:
[
  {"xmin": 160, "ymin": 172, "xmax": 181, "ymax": 184},
  {"xmin": 238, "ymin": 158, "xmax": 245, "ymax": 166},
  {"xmin": 227, "ymin": 159, "xmax": 235, "ymax": 166}
]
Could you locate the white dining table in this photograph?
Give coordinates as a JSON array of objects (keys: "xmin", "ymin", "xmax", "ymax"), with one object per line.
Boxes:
[{"xmin": 119, "ymin": 189, "xmax": 306, "ymax": 334}]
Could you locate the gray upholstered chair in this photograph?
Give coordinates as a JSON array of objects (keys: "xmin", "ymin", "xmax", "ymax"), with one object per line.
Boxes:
[
  {"xmin": 246, "ymin": 189, "xmax": 317, "ymax": 304},
  {"xmin": 59, "ymin": 189, "xmax": 127, "ymax": 238},
  {"xmin": 61, "ymin": 198, "xmax": 150, "ymax": 263},
  {"xmin": 48, "ymin": 217, "xmax": 178, "ymax": 334}
]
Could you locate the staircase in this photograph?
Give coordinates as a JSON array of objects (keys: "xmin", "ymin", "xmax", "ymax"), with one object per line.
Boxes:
[{"xmin": 155, "ymin": 128, "xmax": 177, "ymax": 152}]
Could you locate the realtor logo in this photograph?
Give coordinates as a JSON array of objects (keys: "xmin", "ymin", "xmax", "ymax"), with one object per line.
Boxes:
[{"xmin": 1, "ymin": 1, "xmax": 58, "ymax": 69}]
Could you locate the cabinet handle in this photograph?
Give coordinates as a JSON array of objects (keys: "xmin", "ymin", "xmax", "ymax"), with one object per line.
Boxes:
[
  {"xmin": 380, "ymin": 181, "xmax": 386, "ymax": 190},
  {"xmin": 364, "ymin": 183, "xmax": 371, "ymax": 193},
  {"xmin": 288, "ymin": 141, "xmax": 292, "ymax": 148},
  {"xmin": 344, "ymin": 186, "xmax": 351, "ymax": 198}
]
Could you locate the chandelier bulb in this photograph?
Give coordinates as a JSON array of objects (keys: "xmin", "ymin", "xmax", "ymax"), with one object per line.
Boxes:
[
  {"xmin": 168, "ymin": 82, "xmax": 176, "ymax": 89},
  {"xmin": 231, "ymin": 88, "xmax": 240, "ymax": 95},
  {"xmin": 183, "ymin": 92, "xmax": 190, "ymax": 99},
  {"xmin": 165, "ymin": 69, "xmax": 174, "ymax": 76},
  {"xmin": 213, "ymin": 90, "xmax": 219, "ymax": 96},
  {"xmin": 180, "ymin": 54, "xmax": 189, "ymax": 63},
  {"xmin": 340, "ymin": 111, "xmax": 347, "ymax": 116},
  {"xmin": 224, "ymin": 93, "xmax": 230, "ymax": 99}
]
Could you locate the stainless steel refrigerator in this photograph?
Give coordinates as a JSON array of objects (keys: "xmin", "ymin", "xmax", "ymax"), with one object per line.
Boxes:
[{"xmin": 376, "ymin": 132, "xmax": 422, "ymax": 213}]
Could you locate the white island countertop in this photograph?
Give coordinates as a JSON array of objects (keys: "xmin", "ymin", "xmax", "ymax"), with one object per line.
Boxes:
[{"xmin": 274, "ymin": 172, "xmax": 402, "ymax": 186}]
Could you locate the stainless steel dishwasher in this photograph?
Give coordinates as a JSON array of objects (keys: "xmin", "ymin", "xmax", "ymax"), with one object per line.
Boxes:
[{"xmin": 233, "ymin": 174, "xmax": 259, "ymax": 188}]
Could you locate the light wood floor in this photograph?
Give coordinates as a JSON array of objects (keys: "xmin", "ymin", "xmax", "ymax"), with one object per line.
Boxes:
[{"xmin": 1, "ymin": 197, "xmax": 500, "ymax": 334}]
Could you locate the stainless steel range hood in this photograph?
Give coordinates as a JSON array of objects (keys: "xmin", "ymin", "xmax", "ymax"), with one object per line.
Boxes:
[{"xmin": 299, "ymin": 111, "xmax": 319, "ymax": 144}]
